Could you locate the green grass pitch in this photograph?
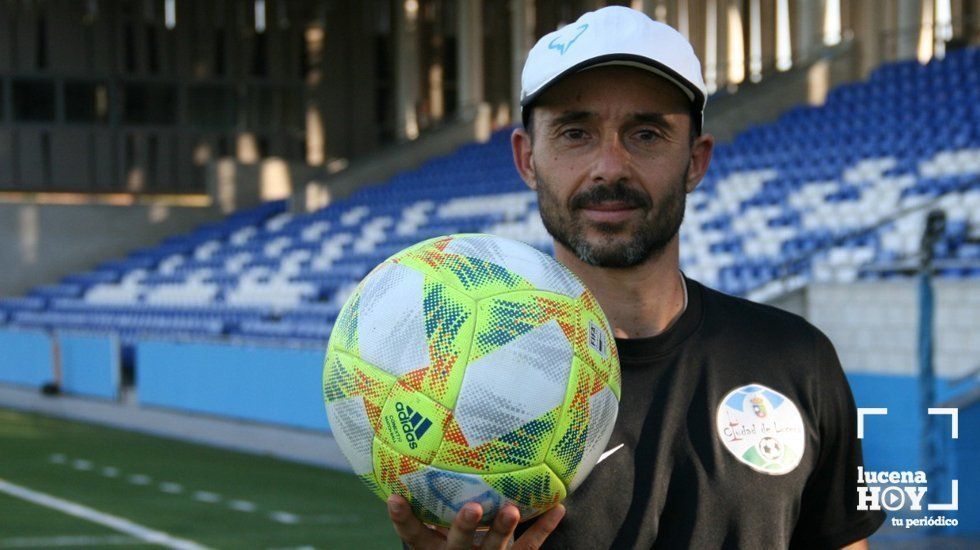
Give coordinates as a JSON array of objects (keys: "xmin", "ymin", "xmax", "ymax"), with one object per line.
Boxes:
[{"xmin": 0, "ymin": 408, "xmax": 400, "ymax": 549}]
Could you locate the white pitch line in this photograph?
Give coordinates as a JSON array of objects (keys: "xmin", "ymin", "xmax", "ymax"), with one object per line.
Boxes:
[
  {"xmin": 127, "ymin": 474, "xmax": 151, "ymax": 486},
  {"xmin": 269, "ymin": 511, "xmax": 300, "ymax": 524},
  {"xmin": 193, "ymin": 491, "xmax": 221, "ymax": 503},
  {"xmin": 71, "ymin": 460, "xmax": 92, "ymax": 471},
  {"xmin": 307, "ymin": 513, "xmax": 362, "ymax": 525},
  {"xmin": 228, "ymin": 500, "xmax": 256, "ymax": 512},
  {"xmin": 159, "ymin": 482, "xmax": 184, "ymax": 494},
  {"xmin": 101, "ymin": 467, "xmax": 119, "ymax": 478},
  {"xmin": 0, "ymin": 534, "xmax": 139, "ymax": 547},
  {"xmin": 0, "ymin": 478, "xmax": 210, "ymax": 550},
  {"xmin": 48, "ymin": 454, "xmax": 67, "ymax": 465}
]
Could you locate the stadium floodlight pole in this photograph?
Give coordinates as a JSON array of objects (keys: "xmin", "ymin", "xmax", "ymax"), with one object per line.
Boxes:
[{"xmin": 918, "ymin": 208, "xmax": 946, "ymax": 535}]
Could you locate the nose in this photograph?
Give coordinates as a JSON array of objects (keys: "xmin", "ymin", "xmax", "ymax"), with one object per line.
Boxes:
[{"xmin": 589, "ymin": 132, "xmax": 631, "ymax": 184}]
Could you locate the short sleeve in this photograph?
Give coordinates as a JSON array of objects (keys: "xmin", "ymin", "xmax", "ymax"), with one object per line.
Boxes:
[{"xmin": 790, "ymin": 330, "xmax": 885, "ymax": 549}]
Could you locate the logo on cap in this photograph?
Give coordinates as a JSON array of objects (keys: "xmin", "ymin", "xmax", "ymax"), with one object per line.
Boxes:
[{"xmin": 548, "ymin": 23, "xmax": 588, "ymax": 55}]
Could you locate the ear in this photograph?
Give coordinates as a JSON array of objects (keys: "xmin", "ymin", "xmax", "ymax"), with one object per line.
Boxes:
[
  {"xmin": 511, "ymin": 128, "xmax": 537, "ymax": 190},
  {"xmin": 685, "ymin": 132, "xmax": 714, "ymax": 193}
]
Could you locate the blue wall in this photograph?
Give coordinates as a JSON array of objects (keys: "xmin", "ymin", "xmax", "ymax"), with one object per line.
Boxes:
[
  {"xmin": 953, "ymin": 402, "xmax": 980, "ymax": 534},
  {"xmin": 136, "ymin": 340, "xmax": 328, "ymax": 432},
  {"xmin": 849, "ymin": 374, "xmax": 929, "ymax": 473},
  {"xmin": 3, "ymin": 326, "xmax": 974, "ymax": 536},
  {"xmin": 58, "ymin": 333, "xmax": 118, "ymax": 400},
  {"xmin": 0, "ymin": 328, "xmax": 52, "ymax": 387}
]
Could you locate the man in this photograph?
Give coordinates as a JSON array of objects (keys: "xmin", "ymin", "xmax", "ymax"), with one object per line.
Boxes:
[{"xmin": 388, "ymin": 6, "xmax": 885, "ymax": 548}]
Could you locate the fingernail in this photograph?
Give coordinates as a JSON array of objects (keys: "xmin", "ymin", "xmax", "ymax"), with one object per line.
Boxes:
[
  {"xmin": 552, "ymin": 504, "xmax": 566, "ymax": 523},
  {"xmin": 503, "ymin": 509, "xmax": 519, "ymax": 527},
  {"xmin": 463, "ymin": 504, "xmax": 480, "ymax": 522},
  {"xmin": 387, "ymin": 495, "xmax": 402, "ymax": 512}
]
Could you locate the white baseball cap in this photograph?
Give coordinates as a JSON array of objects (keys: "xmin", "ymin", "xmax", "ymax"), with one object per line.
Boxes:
[{"xmin": 520, "ymin": 6, "xmax": 706, "ymax": 133}]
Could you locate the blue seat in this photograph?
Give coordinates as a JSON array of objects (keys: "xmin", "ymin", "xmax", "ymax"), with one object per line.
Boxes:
[{"xmin": 5, "ymin": 51, "xmax": 979, "ymax": 341}]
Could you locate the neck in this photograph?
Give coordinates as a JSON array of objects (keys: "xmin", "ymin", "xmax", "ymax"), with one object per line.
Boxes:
[{"xmin": 555, "ymin": 237, "xmax": 686, "ymax": 339}]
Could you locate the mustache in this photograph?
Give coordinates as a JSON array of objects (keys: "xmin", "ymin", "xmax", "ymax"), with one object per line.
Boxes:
[{"xmin": 570, "ymin": 183, "xmax": 652, "ymax": 210}]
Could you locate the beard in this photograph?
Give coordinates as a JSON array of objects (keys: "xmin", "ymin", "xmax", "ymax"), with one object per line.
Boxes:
[{"xmin": 534, "ymin": 169, "xmax": 687, "ymax": 268}]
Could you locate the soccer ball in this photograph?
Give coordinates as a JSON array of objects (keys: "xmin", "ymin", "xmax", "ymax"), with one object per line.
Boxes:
[
  {"xmin": 322, "ymin": 234, "xmax": 621, "ymax": 526},
  {"xmin": 758, "ymin": 437, "xmax": 783, "ymax": 461}
]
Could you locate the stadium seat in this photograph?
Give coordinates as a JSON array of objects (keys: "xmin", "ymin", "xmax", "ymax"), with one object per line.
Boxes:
[{"xmin": 2, "ymin": 48, "xmax": 978, "ymax": 344}]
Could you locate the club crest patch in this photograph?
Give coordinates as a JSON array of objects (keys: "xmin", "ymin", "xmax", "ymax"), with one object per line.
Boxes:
[{"xmin": 716, "ymin": 383, "xmax": 805, "ymax": 475}]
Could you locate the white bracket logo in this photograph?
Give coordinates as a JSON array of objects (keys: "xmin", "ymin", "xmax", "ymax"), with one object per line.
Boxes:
[
  {"xmin": 857, "ymin": 407, "xmax": 888, "ymax": 439},
  {"xmin": 927, "ymin": 408, "xmax": 959, "ymax": 439},
  {"xmin": 855, "ymin": 407, "xmax": 959, "ymax": 512}
]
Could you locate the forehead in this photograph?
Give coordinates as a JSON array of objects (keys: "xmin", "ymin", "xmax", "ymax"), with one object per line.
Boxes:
[{"xmin": 534, "ymin": 65, "xmax": 690, "ymax": 119}]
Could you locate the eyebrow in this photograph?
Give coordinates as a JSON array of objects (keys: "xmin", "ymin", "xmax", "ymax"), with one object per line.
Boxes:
[
  {"xmin": 632, "ymin": 112, "xmax": 671, "ymax": 126},
  {"xmin": 548, "ymin": 111, "xmax": 672, "ymax": 128},
  {"xmin": 550, "ymin": 111, "xmax": 592, "ymax": 127}
]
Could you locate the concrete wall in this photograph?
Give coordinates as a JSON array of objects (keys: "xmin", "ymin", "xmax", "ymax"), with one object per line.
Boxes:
[
  {"xmin": 764, "ymin": 286, "xmax": 807, "ymax": 318},
  {"xmin": 704, "ymin": 43, "xmax": 859, "ymax": 143},
  {"xmin": 0, "ymin": 201, "xmax": 220, "ymax": 296},
  {"xmin": 293, "ymin": 111, "xmax": 493, "ymax": 211},
  {"xmin": 205, "ymin": 158, "xmax": 323, "ymax": 214},
  {"xmin": 803, "ymin": 280, "xmax": 980, "ymax": 378}
]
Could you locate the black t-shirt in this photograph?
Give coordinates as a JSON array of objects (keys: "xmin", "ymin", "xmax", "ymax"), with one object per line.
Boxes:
[{"xmin": 518, "ymin": 276, "xmax": 885, "ymax": 549}]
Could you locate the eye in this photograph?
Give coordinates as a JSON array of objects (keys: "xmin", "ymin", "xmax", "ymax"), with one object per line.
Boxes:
[
  {"xmin": 562, "ymin": 128, "xmax": 588, "ymax": 140},
  {"xmin": 634, "ymin": 129, "xmax": 660, "ymax": 141}
]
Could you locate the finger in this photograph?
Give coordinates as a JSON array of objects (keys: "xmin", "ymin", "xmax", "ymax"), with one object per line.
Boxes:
[
  {"xmin": 444, "ymin": 502, "xmax": 483, "ymax": 550},
  {"xmin": 388, "ymin": 494, "xmax": 443, "ymax": 548},
  {"xmin": 480, "ymin": 503, "xmax": 521, "ymax": 549},
  {"xmin": 513, "ymin": 504, "xmax": 565, "ymax": 550}
]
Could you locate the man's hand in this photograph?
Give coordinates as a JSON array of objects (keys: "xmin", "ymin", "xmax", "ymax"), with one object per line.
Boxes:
[{"xmin": 387, "ymin": 494, "xmax": 565, "ymax": 549}]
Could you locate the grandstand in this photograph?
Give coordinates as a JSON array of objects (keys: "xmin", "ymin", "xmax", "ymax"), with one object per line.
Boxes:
[{"xmin": 1, "ymin": 48, "xmax": 978, "ymax": 348}]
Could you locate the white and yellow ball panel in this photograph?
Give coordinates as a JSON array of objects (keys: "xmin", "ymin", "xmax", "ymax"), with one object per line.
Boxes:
[{"xmin": 357, "ymin": 262, "xmax": 430, "ymax": 377}]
